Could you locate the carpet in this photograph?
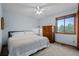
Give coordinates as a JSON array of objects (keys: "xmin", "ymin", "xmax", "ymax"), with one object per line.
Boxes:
[{"xmin": 32, "ymin": 43, "xmax": 79, "ymax": 56}]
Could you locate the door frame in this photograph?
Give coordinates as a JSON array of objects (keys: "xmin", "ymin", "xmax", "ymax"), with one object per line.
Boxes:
[{"xmin": 77, "ymin": 4, "xmax": 79, "ymax": 49}]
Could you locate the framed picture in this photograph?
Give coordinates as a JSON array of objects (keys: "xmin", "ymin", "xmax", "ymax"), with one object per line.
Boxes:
[{"xmin": 1, "ymin": 17, "xmax": 4, "ymax": 30}]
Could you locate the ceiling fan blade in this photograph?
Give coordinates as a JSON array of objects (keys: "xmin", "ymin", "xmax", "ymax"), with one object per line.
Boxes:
[
  {"xmin": 40, "ymin": 9, "xmax": 45, "ymax": 11},
  {"xmin": 37, "ymin": 6, "xmax": 40, "ymax": 10}
]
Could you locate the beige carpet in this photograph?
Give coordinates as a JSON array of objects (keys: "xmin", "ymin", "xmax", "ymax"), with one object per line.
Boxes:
[{"xmin": 32, "ymin": 43, "xmax": 79, "ymax": 56}]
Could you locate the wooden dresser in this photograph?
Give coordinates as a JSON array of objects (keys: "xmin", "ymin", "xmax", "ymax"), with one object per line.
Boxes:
[{"xmin": 42, "ymin": 25, "xmax": 55, "ymax": 43}]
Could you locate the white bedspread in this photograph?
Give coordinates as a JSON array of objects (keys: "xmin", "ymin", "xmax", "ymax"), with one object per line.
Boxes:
[{"xmin": 8, "ymin": 34, "xmax": 49, "ymax": 56}]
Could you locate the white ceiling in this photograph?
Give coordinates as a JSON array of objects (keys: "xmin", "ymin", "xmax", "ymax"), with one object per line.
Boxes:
[{"xmin": 2, "ymin": 3, "xmax": 78, "ymax": 19}]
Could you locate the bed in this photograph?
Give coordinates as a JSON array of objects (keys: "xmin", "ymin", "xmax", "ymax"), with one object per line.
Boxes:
[{"xmin": 8, "ymin": 31, "xmax": 49, "ymax": 56}]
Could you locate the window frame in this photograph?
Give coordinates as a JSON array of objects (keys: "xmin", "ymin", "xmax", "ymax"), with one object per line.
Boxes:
[{"xmin": 56, "ymin": 13, "xmax": 76, "ymax": 34}]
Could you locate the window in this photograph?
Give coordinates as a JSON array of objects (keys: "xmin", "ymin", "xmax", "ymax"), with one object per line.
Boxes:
[
  {"xmin": 56, "ymin": 14, "xmax": 76, "ymax": 34},
  {"xmin": 57, "ymin": 19, "xmax": 64, "ymax": 32}
]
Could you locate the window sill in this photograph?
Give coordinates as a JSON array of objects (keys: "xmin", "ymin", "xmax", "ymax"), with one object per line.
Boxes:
[{"xmin": 55, "ymin": 32, "xmax": 76, "ymax": 35}]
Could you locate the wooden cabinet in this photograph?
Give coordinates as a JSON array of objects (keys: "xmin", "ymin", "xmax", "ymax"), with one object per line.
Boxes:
[{"xmin": 42, "ymin": 25, "xmax": 55, "ymax": 43}]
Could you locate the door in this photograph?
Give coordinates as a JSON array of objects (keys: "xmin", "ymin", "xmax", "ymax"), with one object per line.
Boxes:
[{"xmin": 0, "ymin": 4, "xmax": 2, "ymax": 53}]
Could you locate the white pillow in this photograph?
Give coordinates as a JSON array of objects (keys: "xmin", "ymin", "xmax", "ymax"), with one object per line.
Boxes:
[
  {"xmin": 11, "ymin": 32, "xmax": 25, "ymax": 36},
  {"xmin": 32, "ymin": 28, "xmax": 40, "ymax": 35},
  {"xmin": 25, "ymin": 32, "xmax": 35, "ymax": 35}
]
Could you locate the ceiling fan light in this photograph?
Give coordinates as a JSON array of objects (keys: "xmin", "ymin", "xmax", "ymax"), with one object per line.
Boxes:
[{"xmin": 36, "ymin": 11, "xmax": 42, "ymax": 15}]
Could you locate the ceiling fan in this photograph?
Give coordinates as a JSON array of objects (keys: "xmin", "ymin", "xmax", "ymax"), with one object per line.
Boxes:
[{"xmin": 34, "ymin": 6, "xmax": 45, "ymax": 15}]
